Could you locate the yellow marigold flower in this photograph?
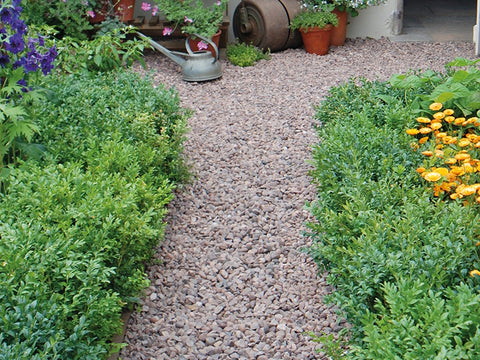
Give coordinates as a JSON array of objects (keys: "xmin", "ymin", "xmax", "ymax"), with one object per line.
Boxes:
[
  {"xmin": 433, "ymin": 112, "xmax": 445, "ymax": 120},
  {"xmin": 433, "ymin": 167, "xmax": 449, "ymax": 176},
  {"xmin": 441, "ymin": 182, "xmax": 455, "ymax": 191},
  {"xmin": 429, "ymin": 102, "xmax": 443, "ymax": 111},
  {"xmin": 419, "ymin": 136, "xmax": 429, "ymax": 144},
  {"xmin": 455, "ymin": 152, "xmax": 471, "ymax": 161},
  {"xmin": 466, "ymin": 134, "xmax": 479, "ymax": 142},
  {"xmin": 450, "ymin": 166, "xmax": 465, "ymax": 176},
  {"xmin": 464, "ymin": 163, "xmax": 475, "ymax": 173},
  {"xmin": 416, "ymin": 117, "xmax": 431, "ymax": 123},
  {"xmin": 458, "ymin": 185, "xmax": 477, "ymax": 196},
  {"xmin": 454, "ymin": 117, "xmax": 466, "ymax": 125},
  {"xmin": 421, "ymin": 150, "xmax": 434, "ymax": 157},
  {"xmin": 470, "ymin": 269, "xmax": 480, "ymax": 277},
  {"xmin": 434, "ymin": 149, "xmax": 444, "ymax": 158},
  {"xmin": 430, "ymin": 122, "xmax": 443, "ymax": 130},
  {"xmin": 443, "ymin": 109, "xmax": 454, "ymax": 115},
  {"xmin": 411, "ymin": 142, "xmax": 419, "ymax": 150},
  {"xmin": 445, "ymin": 157, "xmax": 457, "ymax": 165},
  {"xmin": 459, "ymin": 138, "xmax": 471, "ymax": 147},
  {"xmin": 423, "ymin": 171, "xmax": 442, "ymax": 182},
  {"xmin": 406, "ymin": 128, "xmax": 419, "ymax": 135},
  {"xmin": 419, "ymin": 127, "xmax": 433, "ymax": 134},
  {"xmin": 433, "ymin": 184, "xmax": 443, "ymax": 197},
  {"xmin": 436, "ymin": 132, "xmax": 447, "ymax": 138},
  {"xmin": 444, "ymin": 116, "xmax": 455, "ymax": 123},
  {"xmin": 450, "ymin": 193, "xmax": 459, "ymax": 200},
  {"xmin": 446, "ymin": 173, "xmax": 458, "ymax": 182},
  {"xmin": 442, "ymin": 136, "xmax": 457, "ymax": 144},
  {"xmin": 416, "ymin": 167, "xmax": 426, "ymax": 174},
  {"xmin": 468, "ymin": 117, "xmax": 479, "ymax": 124}
]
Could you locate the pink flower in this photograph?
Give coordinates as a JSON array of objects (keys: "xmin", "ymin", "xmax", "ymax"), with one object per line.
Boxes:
[
  {"xmin": 87, "ymin": 10, "xmax": 95, "ymax": 18},
  {"xmin": 216, "ymin": 0, "xmax": 221, "ymax": 5},
  {"xmin": 163, "ymin": 27, "xmax": 173, "ymax": 36},
  {"xmin": 141, "ymin": 2, "xmax": 151, "ymax": 11},
  {"xmin": 152, "ymin": 5, "xmax": 159, "ymax": 16},
  {"xmin": 197, "ymin": 41, "xmax": 208, "ymax": 51},
  {"xmin": 184, "ymin": 16, "xmax": 193, "ymax": 23}
]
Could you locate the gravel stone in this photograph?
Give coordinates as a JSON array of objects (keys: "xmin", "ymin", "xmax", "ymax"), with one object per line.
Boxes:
[{"xmin": 120, "ymin": 39, "xmax": 474, "ymax": 359}]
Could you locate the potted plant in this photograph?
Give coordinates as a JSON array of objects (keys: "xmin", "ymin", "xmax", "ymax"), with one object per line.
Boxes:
[
  {"xmin": 310, "ymin": 0, "xmax": 388, "ymax": 46},
  {"xmin": 145, "ymin": 0, "xmax": 229, "ymax": 53},
  {"xmin": 290, "ymin": 5, "xmax": 338, "ymax": 55}
]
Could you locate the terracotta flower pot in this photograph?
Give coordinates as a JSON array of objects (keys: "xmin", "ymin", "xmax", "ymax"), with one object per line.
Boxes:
[
  {"xmin": 89, "ymin": 0, "xmax": 109, "ymax": 23},
  {"xmin": 187, "ymin": 30, "xmax": 222, "ymax": 57},
  {"xmin": 330, "ymin": 8, "xmax": 348, "ymax": 46},
  {"xmin": 114, "ymin": 0, "xmax": 135, "ymax": 22},
  {"xmin": 300, "ymin": 25, "xmax": 332, "ymax": 55}
]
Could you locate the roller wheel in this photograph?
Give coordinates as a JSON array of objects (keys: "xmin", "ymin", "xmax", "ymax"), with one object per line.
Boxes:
[{"xmin": 233, "ymin": 0, "xmax": 301, "ymax": 52}]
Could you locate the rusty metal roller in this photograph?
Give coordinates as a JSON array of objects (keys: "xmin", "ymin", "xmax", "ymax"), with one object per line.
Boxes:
[{"xmin": 232, "ymin": 0, "xmax": 302, "ymax": 52}]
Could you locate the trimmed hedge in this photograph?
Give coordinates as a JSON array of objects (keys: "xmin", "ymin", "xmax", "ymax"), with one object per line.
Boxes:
[
  {"xmin": 0, "ymin": 69, "xmax": 190, "ymax": 359},
  {"xmin": 308, "ymin": 68, "xmax": 480, "ymax": 358}
]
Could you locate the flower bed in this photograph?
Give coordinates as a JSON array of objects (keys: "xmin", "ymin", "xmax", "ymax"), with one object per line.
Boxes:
[{"xmin": 307, "ymin": 58, "xmax": 480, "ymax": 358}]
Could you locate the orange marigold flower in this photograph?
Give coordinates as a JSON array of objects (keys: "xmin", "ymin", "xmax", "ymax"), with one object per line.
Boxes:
[
  {"xmin": 458, "ymin": 185, "xmax": 477, "ymax": 196},
  {"xmin": 450, "ymin": 166, "xmax": 465, "ymax": 176},
  {"xmin": 423, "ymin": 171, "xmax": 442, "ymax": 182},
  {"xmin": 421, "ymin": 150, "xmax": 434, "ymax": 157},
  {"xmin": 455, "ymin": 152, "xmax": 471, "ymax": 161},
  {"xmin": 419, "ymin": 136, "xmax": 429, "ymax": 144},
  {"xmin": 459, "ymin": 138, "xmax": 471, "ymax": 147},
  {"xmin": 419, "ymin": 127, "xmax": 433, "ymax": 134},
  {"xmin": 435, "ymin": 149, "xmax": 444, "ymax": 158},
  {"xmin": 430, "ymin": 122, "xmax": 443, "ymax": 130},
  {"xmin": 464, "ymin": 163, "xmax": 475, "ymax": 173},
  {"xmin": 454, "ymin": 117, "xmax": 466, "ymax": 125},
  {"xmin": 406, "ymin": 128, "xmax": 419, "ymax": 135},
  {"xmin": 443, "ymin": 109, "xmax": 454, "ymax": 115},
  {"xmin": 436, "ymin": 132, "xmax": 447, "ymax": 138},
  {"xmin": 470, "ymin": 269, "xmax": 480, "ymax": 277},
  {"xmin": 411, "ymin": 142, "xmax": 419, "ymax": 150},
  {"xmin": 468, "ymin": 117, "xmax": 479, "ymax": 124},
  {"xmin": 416, "ymin": 117, "xmax": 431, "ymax": 123},
  {"xmin": 429, "ymin": 102, "xmax": 443, "ymax": 111},
  {"xmin": 433, "ymin": 112, "xmax": 445, "ymax": 120},
  {"xmin": 416, "ymin": 167, "xmax": 426, "ymax": 174},
  {"xmin": 445, "ymin": 157, "xmax": 457, "ymax": 165},
  {"xmin": 450, "ymin": 193, "xmax": 459, "ymax": 200},
  {"xmin": 442, "ymin": 136, "xmax": 457, "ymax": 144},
  {"xmin": 433, "ymin": 167, "xmax": 449, "ymax": 176},
  {"xmin": 444, "ymin": 116, "xmax": 455, "ymax": 123}
]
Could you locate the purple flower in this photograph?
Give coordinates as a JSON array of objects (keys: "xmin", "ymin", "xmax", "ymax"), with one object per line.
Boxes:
[
  {"xmin": 152, "ymin": 5, "xmax": 158, "ymax": 16},
  {"xmin": 0, "ymin": 54, "xmax": 10, "ymax": 67},
  {"xmin": 5, "ymin": 33, "xmax": 25, "ymax": 54}
]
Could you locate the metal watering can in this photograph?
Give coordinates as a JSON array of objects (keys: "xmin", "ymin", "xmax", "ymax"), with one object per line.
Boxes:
[{"xmin": 137, "ymin": 32, "xmax": 222, "ymax": 82}]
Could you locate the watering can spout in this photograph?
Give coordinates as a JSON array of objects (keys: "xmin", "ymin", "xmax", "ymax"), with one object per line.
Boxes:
[
  {"xmin": 137, "ymin": 32, "xmax": 223, "ymax": 82},
  {"xmin": 137, "ymin": 32, "xmax": 186, "ymax": 66}
]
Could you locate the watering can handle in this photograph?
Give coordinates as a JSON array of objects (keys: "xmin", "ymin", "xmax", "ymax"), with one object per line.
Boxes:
[{"xmin": 185, "ymin": 33, "xmax": 219, "ymax": 62}]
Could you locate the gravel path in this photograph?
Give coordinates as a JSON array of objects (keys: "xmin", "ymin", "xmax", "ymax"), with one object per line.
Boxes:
[{"xmin": 121, "ymin": 38, "xmax": 474, "ymax": 359}]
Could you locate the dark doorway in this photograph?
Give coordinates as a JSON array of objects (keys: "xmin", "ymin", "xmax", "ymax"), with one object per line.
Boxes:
[{"xmin": 397, "ymin": 0, "xmax": 476, "ymax": 41}]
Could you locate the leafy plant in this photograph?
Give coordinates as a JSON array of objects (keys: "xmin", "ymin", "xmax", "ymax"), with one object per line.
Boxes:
[
  {"xmin": 21, "ymin": 0, "xmax": 99, "ymax": 40},
  {"xmin": 290, "ymin": 8, "xmax": 339, "ymax": 31},
  {"xmin": 226, "ymin": 41, "xmax": 270, "ymax": 67},
  {"xmin": 48, "ymin": 26, "xmax": 150, "ymax": 74},
  {"xmin": 144, "ymin": 0, "xmax": 229, "ymax": 39}
]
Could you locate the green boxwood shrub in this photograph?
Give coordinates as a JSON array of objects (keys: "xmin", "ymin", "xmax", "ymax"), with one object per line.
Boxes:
[
  {"xmin": 308, "ymin": 69, "xmax": 480, "ymax": 357},
  {"xmin": 0, "ymin": 69, "xmax": 190, "ymax": 359}
]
